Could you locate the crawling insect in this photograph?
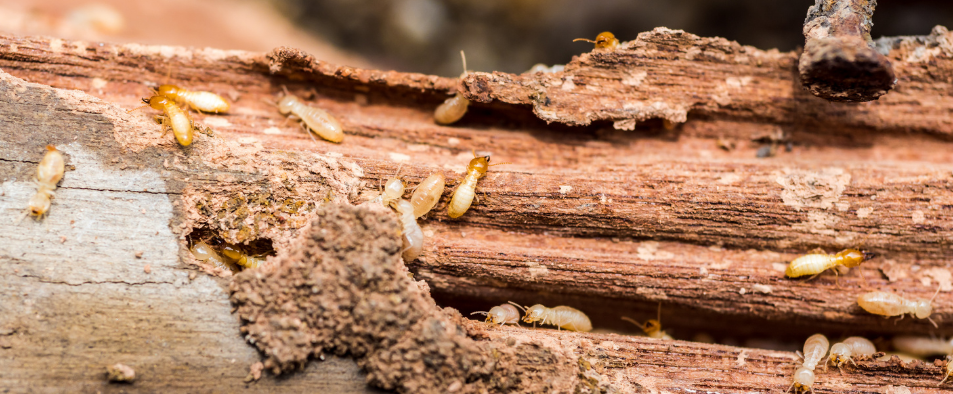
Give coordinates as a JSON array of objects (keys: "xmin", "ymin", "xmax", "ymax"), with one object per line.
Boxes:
[
  {"xmin": 788, "ymin": 333, "xmax": 829, "ymax": 394},
  {"xmin": 372, "ymin": 166, "xmax": 405, "ymax": 206},
  {"xmin": 434, "ymin": 51, "xmax": 470, "ymax": 125},
  {"xmin": 132, "ymin": 95, "xmax": 194, "ymax": 146},
  {"xmin": 220, "ymin": 244, "xmax": 266, "ymax": 269},
  {"xmin": 470, "ymin": 303, "xmax": 521, "ymax": 328},
  {"xmin": 27, "ymin": 145, "xmax": 66, "ymax": 218},
  {"xmin": 622, "ymin": 303, "xmax": 672, "ymax": 340},
  {"xmin": 784, "ymin": 248, "xmax": 875, "ymax": 286},
  {"xmin": 410, "ymin": 172, "xmax": 445, "ymax": 218},
  {"xmin": 892, "ymin": 336, "xmax": 953, "ymax": 358},
  {"xmin": 157, "ymin": 84, "xmax": 230, "ymax": 113},
  {"xmin": 392, "ymin": 199, "xmax": 423, "ymax": 262},
  {"xmin": 826, "ymin": 336, "xmax": 875, "ymax": 371},
  {"xmin": 572, "ymin": 31, "xmax": 620, "ymax": 50},
  {"xmin": 277, "ymin": 93, "xmax": 344, "ymax": 143},
  {"xmin": 509, "ymin": 302, "xmax": 592, "ymax": 332},
  {"xmin": 940, "ymin": 356, "xmax": 953, "ymax": 386},
  {"xmin": 190, "ymin": 240, "xmax": 237, "ymax": 271},
  {"xmin": 448, "ymin": 150, "xmax": 508, "ymax": 219},
  {"xmin": 857, "ymin": 288, "xmax": 940, "ymax": 327}
]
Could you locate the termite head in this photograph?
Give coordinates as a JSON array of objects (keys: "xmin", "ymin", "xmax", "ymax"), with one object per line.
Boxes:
[
  {"xmin": 835, "ymin": 249, "xmax": 873, "ymax": 267},
  {"xmin": 521, "ymin": 304, "xmax": 547, "ymax": 324},
  {"xmin": 791, "ymin": 367, "xmax": 815, "ymax": 393},
  {"xmin": 914, "ymin": 299, "xmax": 934, "ymax": 319},
  {"xmin": 277, "ymin": 95, "xmax": 300, "ymax": 115},
  {"xmin": 28, "ymin": 192, "xmax": 51, "ymax": 217},
  {"xmin": 642, "ymin": 319, "xmax": 663, "ymax": 336},
  {"xmin": 466, "ymin": 156, "xmax": 491, "ymax": 177},
  {"xmin": 220, "ymin": 243, "xmax": 243, "ymax": 262},
  {"xmin": 143, "ymin": 95, "xmax": 171, "ymax": 110},
  {"xmin": 828, "ymin": 343, "xmax": 850, "ymax": 367},
  {"xmin": 156, "ymin": 84, "xmax": 182, "ymax": 99},
  {"xmin": 477, "ymin": 304, "xmax": 520, "ymax": 325},
  {"xmin": 573, "ymin": 31, "xmax": 620, "ymax": 49}
]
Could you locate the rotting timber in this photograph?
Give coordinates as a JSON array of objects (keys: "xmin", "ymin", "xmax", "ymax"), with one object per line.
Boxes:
[{"xmin": 1, "ymin": 26, "xmax": 953, "ymax": 393}]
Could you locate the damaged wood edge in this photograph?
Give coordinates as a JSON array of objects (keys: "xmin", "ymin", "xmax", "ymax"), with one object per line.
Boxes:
[
  {"xmin": 799, "ymin": 0, "xmax": 896, "ymax": 102},
  {"xmin": 230, "ymin": 203, "xmax": 952, "ymax": 394}
]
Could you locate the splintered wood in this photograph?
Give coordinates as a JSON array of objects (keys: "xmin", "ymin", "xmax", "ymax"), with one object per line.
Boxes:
[{"xmin": 1, "ymin": 25, "xmax": 953, "ymax": 393}]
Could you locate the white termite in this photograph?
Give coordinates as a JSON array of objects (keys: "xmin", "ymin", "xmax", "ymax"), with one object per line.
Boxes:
[
  {"xmin": 857, "ymin": 288, "xmax": 940, "ymax": 327},
  {"xmin": 372, "ymin": 165, "xmax": 405, "ymax": 206},
  {"xmin": 788, "ymin": 333, "xmax": 829, "ymax": 394},
  {"xmin": 277, "ymin": 93, "xmax": 344, "ymax": 143},
  {"xmin": 28, "ymin": 145, "xmax": 66, "ymax": 218},
  {"xmin": 891, "ymin": 336, "xmax": 953, "ymax": 358},
  {"xmin": 190, "ymin": 241, "xmax": 235, "ymax": 271},
  {"xmin": 509, "ymin": 302, "xmax": 592, "ymax": 332},
  {"xmin": 827, "ymin": 336, "xmax": 875, "ymax": 370},
  {"xmin": 410, "ymin": 172, "xmax": 445, "ymax": 218},
  {"xmin": 470, "ymin": 304, "xmax": 521, "ymax": 327},
  {"xmin": 392, "ymin": 199, "xmax": 423, "ymax": 262},
  {"xmin": 433, "ymin": 51, "xmax": 470, "ymax": 125}
]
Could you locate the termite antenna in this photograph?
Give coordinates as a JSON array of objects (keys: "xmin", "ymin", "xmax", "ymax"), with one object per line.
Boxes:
[
  {"xmin": 127, "ymin": 104, "xmax": 150, "ymax": 113},
  {"xmin": 929, "ymin": 317, "xmax": 939, "ymax": 329},
  {"xmin": 469, "ymin": 311, "xmax": 488, "ymax": 316},
  {"xmin": 459, "ymin": 50, "xmax": 468, "ymax": 77},
  {"xmin": 857, "ymin": 266, "xmax": 870, "ymax": 288},
  {"xmin": 930, "ymin": 285, "xmax": 943, "ymax": 302},
  {"xmin": 656, "ymin": 302, "xmax": 663, "ymax": 325},
  {"xmin": 573, "ymin": 38, "xmax": 596, "ymax": 43},
  {"xmin": 281, "ymin": 85, "xmax": 290, "ymax": 97},
  {"xmin": 507, "ymin": 301, "xmax": 527, "ymax": 313},
  {"xmin": 259, "ymin": 97, "xmax": 279, "ymax": 108},
  {"xmin": 488, "ymin": 162, "xmax": 511, "ymax": 167},
  {"xmin": 621, "ymin": 316, "xmax": 646, "ymax": 330},
  {"xmin": 393, "ymin": 164, "xmax": 403, "ymax": 178}
]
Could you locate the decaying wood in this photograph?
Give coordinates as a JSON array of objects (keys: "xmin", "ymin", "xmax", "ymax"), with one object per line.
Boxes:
[
  {"xmin": 1, "ymin": 26, "xmax": 953, "ymax": 393},
  {"xmin": 799, "ymin": 0, "xmax": 896, "ymax": 102}
]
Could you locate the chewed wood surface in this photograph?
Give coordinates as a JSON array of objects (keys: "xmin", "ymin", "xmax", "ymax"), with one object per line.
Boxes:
[{"xmin": 1, "ymin": 25, "xmax": 953, "ymax": 392}]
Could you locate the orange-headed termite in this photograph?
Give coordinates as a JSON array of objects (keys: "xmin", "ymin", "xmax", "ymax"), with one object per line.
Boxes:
[
  {"xmin": 221, "ymin": 244, "xmax": 265, "ymax": 269},
  {"xmin": 622, "ymin": 302, "xmax": 672, "ymax": 339},
  {"xmin": 572, "ymin": 31, "xmax": 620, "ymax": 50},
  {"xmin": 131, "ymin": 95, "xmax": 194, "ymax": 146},
  {"xmin": 410, "ymin": 172, "xmax": 445, "ymax": 218},
  {"xmin": 190, "ymin": 241, "xmax": 238, "ymax": 271},
  {"xmin": 157, "ymin": 84, "xmax": 230, "ymax": 113},
  {"xmin": 392, "ymin": 199, "xmax": 423, "ymax": 262},
  {"xmin": 470, "ymin": 303, "xmax": 521, "ymax": 327},
  {"xmin": 857, "ymin": 288, "xmax": 940, "ymax": 327},
  {"xmin": 826, "ymin": 336, "xmax": 875, "ymax": 371},
  {"xmin": 27, "ymin": 145, "xmax": 65, "ymax": 218},
  {"xmin": 277, "ymin": 93, "xmax": 344, "ymax": 143},
  {"xmin": 784, "ymin": 248, "xmax": 875, "ymax": 286},
  {"xmin": 788, "ymin": 333, "xmax": 829, "ymax": 394},
  {"xmin": 434, "ymin": 51, "xmax": 470, "ymax": 125},
  {"xmin": 447, "ymin": 150, "xmax": 508, "ymax": 219},
  {"xmin": 892, "ymin": 336, "xmax": 953, "ymax": 358},
  {"xmin": 509, "ymin": 302, "xmax": 592, "ymax": 332}
]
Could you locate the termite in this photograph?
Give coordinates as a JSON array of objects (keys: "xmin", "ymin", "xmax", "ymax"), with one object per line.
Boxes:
[
  {"xmin": 434, "ymin": 51, "xmax": 470, "ymax": 125},
  {"xmin": 372, "ymin": 166, "xmax": 405, "ymax": 206},
  {"xmin": 788, "ymin": 333, "xmax": 829, "ymax": 394},
  {"xmin": 447, "ymin": 150, "xmax": 508, "ymax": 219},
  {"xmin": 27, "ymin": 145, "xmax": 65, "ymax": 218},
  {"xmin": 221, "ymin": 244, "xmax": 266, "ymax": 269},
  {"xmin": 622, "ymin": 302, "xmax": 672, "ymax": 340},
  {"xmin": 826, "ymin": 336, "xmax": 875, "ymax": 371},
  {"xmin": 857, "ymin": 288, "xmax": 940, "ymax": 327},
  {"xmin": 392, "ymin": 199, "xmax": 423, "ymax": 262},
  {"xmin": 784, "ymin": 248, "xmax": 875, "ymax": 286},
  {"xmin": 190, "ymin": 240, "xmax": 237, "ymax": 271},
  {"xmin": 940, "ymin": 356, "xmax": 953, "ymax": 386},
  {"xmin": 131, "ymin": 95, "xmax": 194, "ymax": 146},
  {"xmin": 277, "ymin": 92, "xmax": 344, "ymax": 143},
  {"xmin": 410, "ymin": 172, "xmax": 445, "ymax": 218},
  {"xmin": 891, "ymin": 336, "xmax": 953, "ymax": 358},
  {"xmin": 572, "ymin": 31, "xmax": 620, "ymax": 50},
  {"xmin": 157, "ymin": 84, "xmax": 230, "ymax": 113},
  {"xmin": 470, "ymin": 303, "xmax": 521, "ymax": 328},
  {"xmin": 509, "ymin": 302, "xmax": 592, "ymax": 332}
]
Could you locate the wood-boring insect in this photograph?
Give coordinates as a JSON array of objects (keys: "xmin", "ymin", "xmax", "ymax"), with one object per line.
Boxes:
[
  {"xmin": 621, "ymin": 303, "xmax": 672, "ymax": 340},
  {"xmin": 788, "ymin": 333, "xmax": 829, "ymax": 394},
  {"xmin": 277, "ymin": 93, "xmax": 344, "ymax": 143},
  {"xmin": 220, "ymin": 244, "xmax": 266, "ymax": 269},
  {"xmin": 572, "ymin": 31, "xmax": 620, "ymax": 49},
  {"xmin": 410, "ymin": 172, "xmax": 445, "ymax": 218},
  {"xmin": 891, "ymin": 336, "xmax": 953, "ymax": 358},
  {"xmin": 27, "ymin": 145, "xmax": 65, "ymax": 218},
  {"xmin": 857, "ymin": 288, "xmax": 940, "ymax": 327},
  {"xmin": 784, "ymin": 248, "xmax": 875, "ymax": 286},
  {"xmin": 372, "ymin": 166, "xmax": 405, "ymax": 206},
  {"xmin": 448, "ymin": 150, "xmax": 508, "ymax": 219},
  {"xmin": 157, "ymin": 84, "xmax": 230, "ymax": 113},
  {"xmin": 940, "ymin": 355, "xmax": 953, "ymax": 386},
  {"xmin": 470, "ymin": 303, "xmax": 521, "ymax": 327},
  {"xmin": 190, "ymin": 241, "xmax": 237, "ymax": 271},
  {"xmin": 392, "ymin": 199, "xmax": 423, "ymax": 262},
  {"xmin": 509, "ymin": 302, "xmax": 592, "ymax": 332},
  {"xmin": 826, "ymin": 336, "xmax": 875, "ymax": 371},
  {"xmin": 132, "ymin": 95, "xmax": 194, "ymax": 146},
  {"xmin": 434, "ymin": 51, "xmax": 470, "ymax": 125}
]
